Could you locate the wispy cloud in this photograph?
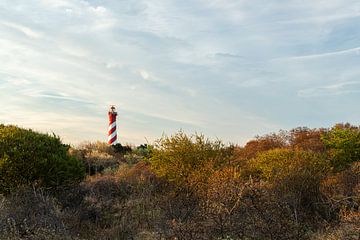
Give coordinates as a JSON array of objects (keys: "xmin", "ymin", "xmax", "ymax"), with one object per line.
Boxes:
[
  {"xmin": 0, "ymin": 21, "xmax": 43, "ymax": 38},
  {"xmin": 298, "ymin": 81, "xmax": 360, "ymax": 97},
  {"xmin": 273, "ymin": 46, "xmax": 360, "ymax": 61}
]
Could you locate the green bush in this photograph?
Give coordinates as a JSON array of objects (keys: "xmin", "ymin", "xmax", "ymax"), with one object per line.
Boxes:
[
  {"xmin": 0, "ymin": 125, "xmax": 85, "ymax": 193},
  {"xmin": 250, "ymin": 149, "xmax": 335, "ymax": 225},
  {"xmin": 321, "ymin": 123, "xmax": 360, "ymax": 171},
  {"xmin": 149, "ymin": 131, "xmax": 233, "ymax": 187},
  {"xmin": 250, "ymin": 148, "xmax": 330, "ymax": 182}
]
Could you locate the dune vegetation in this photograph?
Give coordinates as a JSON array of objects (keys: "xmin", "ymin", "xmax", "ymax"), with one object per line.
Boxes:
[{"xmin": 0, "ymin": 123, "xmax": 359, "ymax": 239}]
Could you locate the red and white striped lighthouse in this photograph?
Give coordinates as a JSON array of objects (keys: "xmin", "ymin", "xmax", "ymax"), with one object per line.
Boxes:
[{"xmin": 107, "ymin": 105, "xmax": 118, "ymax": 145}]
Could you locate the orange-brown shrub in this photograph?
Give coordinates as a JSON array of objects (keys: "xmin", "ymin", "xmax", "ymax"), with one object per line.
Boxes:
[{"xmin": 289, "ymin": 127, "xmax": 327, "ymax": 152}]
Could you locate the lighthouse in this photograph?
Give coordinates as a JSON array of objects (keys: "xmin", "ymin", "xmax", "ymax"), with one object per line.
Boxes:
[{"xmin": 108, "ymin": 105, "xmax": 118, "ymax": 145}]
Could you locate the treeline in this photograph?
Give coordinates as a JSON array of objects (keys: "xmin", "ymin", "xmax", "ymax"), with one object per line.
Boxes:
[{"xmin": 0, "ymin": 124, "xmax": 359, "ymax": 239}]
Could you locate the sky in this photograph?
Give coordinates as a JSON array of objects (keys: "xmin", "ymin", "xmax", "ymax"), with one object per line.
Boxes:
[{"xmin": 0, "ymin": 0, "xmax": 360, "ymax": 146}]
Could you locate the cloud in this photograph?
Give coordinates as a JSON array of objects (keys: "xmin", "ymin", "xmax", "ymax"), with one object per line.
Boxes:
[
  {"xmin": 88, "ymin": 6, "xmax": 107, "ymax": 16},
  {"xmin": 0, "ymin": 21, "xmax": 43, "ymax": 38},
  {"xmin": 298, "ymin": 81, "xmax": 360, "ymax": 97},
  {"xmin": 21, "ymin": 90, "xmax": 94, "ymax": 104},
  {"xmin": 105, "ymin": 62, "xmax": 124, "ymax": 69},
  {"xmin": 215, "ymin": 52, "xmax": 244, "ymax": 59},
  {"xmin": 273, "ymin": 46, "xmax": 360, "ymax": 61},
  {"xmin": 278, "ymin": 12, "xmax": 360, "ymax": 25},
  {"xmin": 138, "ymin": 69, "xmax": 150, "ymax": 80},
  {"xmin": 5, "ymin": 76, "xmax": 31, "ymax": 86},
  {"xmin": 1, "ymin": 0, "xmax": 360, "ymax": 145}
]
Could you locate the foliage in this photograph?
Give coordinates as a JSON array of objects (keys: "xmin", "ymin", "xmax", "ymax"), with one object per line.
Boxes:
[
  {"xmin": 112, "ymin": 143, "xmax": 132, "ymax": 154},
  {"xmin": 250, "ymin": 148, "xmax": 330, "ymax": 182},
  {"xmin": 289, "ymin": 127, "xmax": 327, "ymax": 152},
  {"xmin": 1, "ymin": 124, "xmax": 360, "ymax": 239},
  {"xmin": 239, "ymin": 132, "xmax": 287, "ymax": 160},
  {"xmin": 149, "ymin": 131, "xmax": 233, "ymax": 187},
  {"xmin": 0, "ymin": 125, "xmax": 84, "ymax": 193},
  {"xmin": 71, "ymin": 141, "xmax": 121, "ymax": 175},
  {"xmin": 322, "ymin": 123, "xmax": 360, "ymax": 171},
  {"xmin": 73, "ymin": 142, "xmax": 147, "ymax": 175},
  {"xmin": 249, "ymin": 148, "xmax": 336, "ymax": 227}
]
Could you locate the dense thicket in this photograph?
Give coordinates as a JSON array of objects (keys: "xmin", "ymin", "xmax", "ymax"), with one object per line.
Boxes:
[
  {"xmin": 0, "ymin": 124, "xmax": 359, "ymax": 240},
  {"xmin": 0, "ymin": 125, "xmax": 84, "ymax": 193}
]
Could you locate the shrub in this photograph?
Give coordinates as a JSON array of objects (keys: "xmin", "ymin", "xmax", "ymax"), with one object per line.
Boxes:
[
  {"xmin": 58, "ymin": 175, "xmax": 136, "ymax": 239},
  {"xmin": 322, "ymin": 123, "xmax": 360, "ymax": 171},
  {"xmin": 250, "ymin": 148, "xmax": 330, "ymax": 182},
  {"xmin": 149, "ymin": 131, "xmax": 233, "ymax": 188},
  {"xmin": 249, "ymin": 149, "xmax": 335, "ymax": 227},
  {"xmin": 0, "ymin": 125, "xmax": 85, "ymax": 193},
  {"xmin": 321, "ymin": 162, "xmax": 360, "ymax": 218},
  {"xmin": 135, "ymin": 144, "xmax": 151, "ymax": 157},
  {"xmin": 311, "ymin": 209, "xmax": 360, "ymax": 240},
  {"xmin": 239, "ymin": 132, "xmax": 288, "ymax": 160},
  {"xmin": 201, "ymin": 167, "xmax": 245, "ymax": 239},
  {"xmin": 112, "ymin": 143, "xmax": 132, "ymax": 154},
  {"xmin": 289, "ymin": 127, "xmax": 327, "ymax": 153},
  {"xmin": 0, "ymin": 187, "xmax": 67, "ymax": 239},
  {"xmin": 72, "ymin": 141, "xmax": 123, "ymax": 175}
]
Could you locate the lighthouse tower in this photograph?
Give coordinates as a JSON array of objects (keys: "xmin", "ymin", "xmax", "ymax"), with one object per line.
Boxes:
[{"xmin": 107, "ymin": 105, "xmax": 118, "ymax": 145}]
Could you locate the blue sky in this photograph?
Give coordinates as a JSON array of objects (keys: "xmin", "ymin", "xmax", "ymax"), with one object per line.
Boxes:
[{"xmin": 1, "ymin": 0, "xmax": 360, "ymax": 145}]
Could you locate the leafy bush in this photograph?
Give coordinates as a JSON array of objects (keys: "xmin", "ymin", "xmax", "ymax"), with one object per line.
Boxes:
[
  {"xmin": 249, "ymin": 149, "xmax": 336, "ymax": 226},
  {"xmin": 250, "ymin": 148, "xmax": 330, "ymax": 182},
  {"xmin": 0, "ymin": 125, "xmax": 84, "ymax": 193},
  {"xmin": 149, "ymin": 131, "xmax": 233, "ymax": 187},
  {"xmin": 2, "ymin": 124, "xmax": 360, "ymax": 239},
  {"xmin": 239, "ymin": 132, "xmax": 287, "ymax": 160},
  {"xmin": 112, "ymin": 143, "xmax": 132, "ymax": 154},
  {"xmin": 289, "ymin": 127, "xmax": 327, "ymax": 152},
  {"xmin": 322, "ymin": 123, "xmax": 360, "ymax": 171}
]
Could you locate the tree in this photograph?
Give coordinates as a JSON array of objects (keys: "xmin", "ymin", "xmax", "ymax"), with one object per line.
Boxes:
[{"xmin": 0, "ymin": 125, "xmax": 84, "ymax": 193}]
